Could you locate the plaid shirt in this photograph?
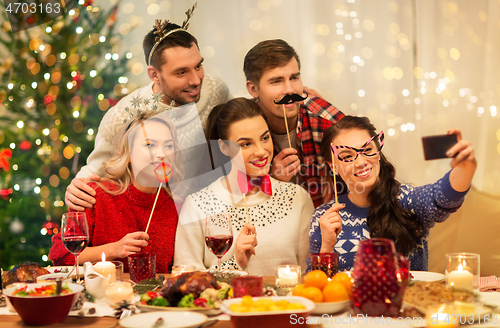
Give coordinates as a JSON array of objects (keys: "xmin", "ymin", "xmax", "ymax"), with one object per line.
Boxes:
[{"xmin": 273, "ymin": 96, "xmax": 344, "ymax": 207}]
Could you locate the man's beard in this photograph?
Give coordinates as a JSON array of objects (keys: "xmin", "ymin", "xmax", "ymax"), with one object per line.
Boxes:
[{"xmin": 159, "ymin": 80, "xmax": 202, "ymax": 106}]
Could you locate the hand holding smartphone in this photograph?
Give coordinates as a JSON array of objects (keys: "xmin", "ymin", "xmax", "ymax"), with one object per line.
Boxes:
[{"xmin": 422, "ymin": 134, "xmax": 458, "ymax": 160}]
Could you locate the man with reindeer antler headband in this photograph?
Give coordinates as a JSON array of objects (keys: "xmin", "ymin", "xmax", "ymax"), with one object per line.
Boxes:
[
  {"xmin": 66, "ymin": 3, "xmax": 230, "ymax": 211},
  {"xmin": 244, "ymin": 39, "xmax": 345, "ymax": 208}
]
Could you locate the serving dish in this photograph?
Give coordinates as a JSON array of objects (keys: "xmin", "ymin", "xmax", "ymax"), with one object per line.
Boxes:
[
  {"xmin": 311, "ymin": 299, "xmax": 350, "ymax": 315},
  {"xmin": 221, "ymin": 296, "xmax": 314, "ymax": 328},
  {"xmin": 119, "ymin": 311, "xmax": 208, "ymax": 328},
  {"xmin": 37, "ymin": 273, "xmax": 73, "ymax": 284},
  {"xmin": 4, "ymin": 282, "xmax": 84, "ymax": 325}
]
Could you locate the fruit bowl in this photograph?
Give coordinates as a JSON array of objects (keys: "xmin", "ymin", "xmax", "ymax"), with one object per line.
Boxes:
[
  {"xmin": 4, "ymin": 282, "xmax": 84, "ymax": 325},
  {"xmin": 221, "ymin": 296, "xmax": 314, "ymax": 328},
  {"xmin": 311, "ymin": 299, "xmax": 350, "ymax": 315}
]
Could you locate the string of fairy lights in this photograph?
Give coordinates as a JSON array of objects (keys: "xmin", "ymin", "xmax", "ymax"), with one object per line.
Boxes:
[{"xmin": 2, "ymin": 1, "xmax": 132, "ymax": 210}]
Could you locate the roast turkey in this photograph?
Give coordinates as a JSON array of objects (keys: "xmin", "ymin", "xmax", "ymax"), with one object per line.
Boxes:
[
  {"xmin": 161, "ymin": 271, "xmax": 219, "ymax": 306},
  {"xmin": 2, "ymin": 262, "xmax": 50, "ymax": 288}
]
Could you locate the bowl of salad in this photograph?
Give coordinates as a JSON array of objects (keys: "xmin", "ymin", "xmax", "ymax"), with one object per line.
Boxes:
[{"xmin": 3, "ymin": 282, "xmax": 84, "ymax": 325}]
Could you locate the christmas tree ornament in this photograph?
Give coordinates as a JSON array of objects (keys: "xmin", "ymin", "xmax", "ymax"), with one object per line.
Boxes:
[
  {"xmin": 9, "ymin": 218, "xmax": 24, "ymax": 234},
  {"xmin": 20, "ymin": 140, "xmax": 32, "ymax": 151},
  {"xmin": 0, "ymin": 148, "xmax": 12, "ymax": 171}
]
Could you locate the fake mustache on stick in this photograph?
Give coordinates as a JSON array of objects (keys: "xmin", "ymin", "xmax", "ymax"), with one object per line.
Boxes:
[{"xmin": 273, "ymin": 93, "xmax": 308, "ymax": 105}]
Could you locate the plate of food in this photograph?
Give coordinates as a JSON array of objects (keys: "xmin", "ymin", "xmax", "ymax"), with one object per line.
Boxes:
[
  {"xmin": 46, "ymin": 266, "xmax": 84, "ymax": 279},
  {"xmin": 410, "ymin": 271, "xmax": 445, "ymax": 282},
  {"xmin": 136, "ymin": 271, "xmax": 231, "ymax": 316},
  {"xmin": 403, "ymin": 281, "xmax": 493, "ymax": 320}
]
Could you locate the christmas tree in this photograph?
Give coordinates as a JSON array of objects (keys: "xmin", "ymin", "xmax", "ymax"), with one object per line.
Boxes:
[{"xmin": 0, "ymin": 0, "xmax": 131, "ymax": 270}]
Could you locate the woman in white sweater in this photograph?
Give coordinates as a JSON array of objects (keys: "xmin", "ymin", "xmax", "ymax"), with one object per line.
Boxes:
[{"xmin": 173, "ymin": 98, "xmax": 314, "ymax": 276}]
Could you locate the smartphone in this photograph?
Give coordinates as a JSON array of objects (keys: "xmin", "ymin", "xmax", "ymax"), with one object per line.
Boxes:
[{"xmin": 421, "ymin": 134, "xmax": 458, "ymax": 160}]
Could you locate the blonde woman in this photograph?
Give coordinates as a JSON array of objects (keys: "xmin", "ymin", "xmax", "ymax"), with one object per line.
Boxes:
[{"xmin": 49, "ymin": 112, "xmax": 183, "ymax": 273}]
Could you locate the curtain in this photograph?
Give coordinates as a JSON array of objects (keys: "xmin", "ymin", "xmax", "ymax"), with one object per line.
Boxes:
[{"xmin": 119, "ymin": 0, "xmax": 500, "ymax": 194}]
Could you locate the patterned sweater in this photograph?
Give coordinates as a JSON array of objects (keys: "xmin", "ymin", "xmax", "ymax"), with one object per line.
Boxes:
[
  {"xmin": 174, "ymin": 177, "xmax": 314, "ymax": 276},
  {"xmin": 308, "ymin": 171, "xmax": 468, "ymax": 271}
]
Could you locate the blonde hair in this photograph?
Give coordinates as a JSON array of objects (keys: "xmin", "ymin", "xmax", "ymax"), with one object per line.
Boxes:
[{"xmin": 97, "ymin": 111, "xmax": 184, "ymax": 196}]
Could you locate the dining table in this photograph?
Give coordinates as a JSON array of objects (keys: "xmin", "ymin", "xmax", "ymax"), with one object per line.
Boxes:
[
  {"xmin": 1, "ymin": 273, "xmax": 499, "ymax": 328},
  {"xmin": 0, "ymin": 274, "xmax": 322, "ymax": 328}
]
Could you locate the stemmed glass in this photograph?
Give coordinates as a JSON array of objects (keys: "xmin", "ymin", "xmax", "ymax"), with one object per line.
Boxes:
[
  {"xmin": 205, "ymin": 212, "xmax": 233, "ymax": 273},
  {"xmin": 61, "ymin": 212, "xmax": 89, "ymax": 282}
]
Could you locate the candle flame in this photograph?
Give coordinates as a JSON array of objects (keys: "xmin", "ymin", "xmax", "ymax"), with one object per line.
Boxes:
[
  {"xmin": 457, "ymin": 263, "xmax": 463, "ymax": 271},
  {"xmin": 101, "ymin": 252, "xmax": 106, "ymax": 262},
  {"xmin": 285, "ymin": 265, "xmax": 291, "ymax": 273}
]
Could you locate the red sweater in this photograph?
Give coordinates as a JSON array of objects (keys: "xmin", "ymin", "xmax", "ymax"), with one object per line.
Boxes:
[{"xmin": 49, "ymin": 182, "xmax": 179, "ymax": 273}]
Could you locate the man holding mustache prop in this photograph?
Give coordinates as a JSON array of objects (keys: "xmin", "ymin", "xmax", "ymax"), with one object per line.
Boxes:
[{"xmin": 244, "ymin": 39, "xmax": 344, "ymax": 208}]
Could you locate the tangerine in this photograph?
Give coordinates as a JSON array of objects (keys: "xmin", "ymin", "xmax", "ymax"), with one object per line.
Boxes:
[
  {"xmin": 322, "ymin": 281, "xmax": 349, "ymax": 302},
  {"xmin": 302, "ymin": 286, "xmax": 324, "ymax": 302},
  {"xmin": 304, "ymin": 270, "xmax": 328, "ymax": 290},
  {"xmin": 331, "ymin": 272, "xmax": 352, "ymax": 295},
  {"xmin": 292, "ymin": 283, "xmax": 306, "ymax": 297}
]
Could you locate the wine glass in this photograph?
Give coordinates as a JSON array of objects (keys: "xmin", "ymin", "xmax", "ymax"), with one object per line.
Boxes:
[
  {"xmin": 61, "ymin": 212, "xmax": 89, "ymax": 283},
  {"xmin": 205, "ymin": 212, "xmax": 233, "ymax": 273}
]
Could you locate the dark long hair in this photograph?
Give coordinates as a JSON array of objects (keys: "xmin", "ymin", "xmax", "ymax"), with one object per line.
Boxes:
[
  {"xmin": 320, "ymin": 116, "xmax": 427, "ymax": 255},
  {"xmin": 205, "ymin": 97, "xmax": 267, "ymax": 169}
]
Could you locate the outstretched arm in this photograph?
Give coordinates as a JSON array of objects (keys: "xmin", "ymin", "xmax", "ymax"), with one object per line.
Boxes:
[{"xmin": 447, "ymin": 129, "xmax": 476, "ymax": 192}]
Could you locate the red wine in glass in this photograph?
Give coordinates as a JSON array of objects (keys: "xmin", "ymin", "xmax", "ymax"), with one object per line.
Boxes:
[
  {"xmin": 205, "ymin": 235, "xmax": 233, "ymax": 257},
  {"xmin": 205, "ymin": 213, "xmax": 233, "ymax": 272},
  {"xmin": 62, "ymin": 236, "xmax": 89, "ymax": 254},
  {"xmin": 61, "ymin": 212, "xmax": 89, "ymax": 282}
]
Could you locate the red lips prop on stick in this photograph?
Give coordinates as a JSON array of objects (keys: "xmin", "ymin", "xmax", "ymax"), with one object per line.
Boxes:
[
  {"xmin": 145, "ymin": 159, "xmax": 174, "ymax": 234},
  {"xmin": 154, "ymin": 162, "xmax": 173, "ymax": 184}
]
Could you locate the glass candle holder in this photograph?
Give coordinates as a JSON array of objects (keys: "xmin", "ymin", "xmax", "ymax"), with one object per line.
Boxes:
[
  {"xmin": 105, "ymin": 281, "xmax": 134, "ymax": 308},
  {"xmin": 171, "ymin": 264, "xmax": 196, "ymax": 277},
  {"xmin": 310, "ymin": 252, "xmax": 339, "ymax": 279},
  {"xmin": 232, "ymin": 276, "xmax": 263, "ymax": 298},
  {"xmin": 445, "ymin": 253, "xmax": 480, "ymax": 292},
  {"xmin": 128, "ymin": 253, "xmax": 156, "ymax": 283},
  {"xmin": 110, "ymin": 261, "xmax": 124, "ymax": 282},
  {"xmin": 275, "ymin": 265, "xmax": 301, "ymax": 287}
]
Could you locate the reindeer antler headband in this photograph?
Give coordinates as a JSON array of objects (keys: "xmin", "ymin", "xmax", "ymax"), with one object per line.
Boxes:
[{"xmin": 147, "ymin": 2, "xmax": 197, "ymax": 66}]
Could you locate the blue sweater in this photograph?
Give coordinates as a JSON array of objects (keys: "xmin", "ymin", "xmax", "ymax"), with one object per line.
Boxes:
[{"xmin": 308, "ymin": 171, "xmax": 468, "ymax": 271}]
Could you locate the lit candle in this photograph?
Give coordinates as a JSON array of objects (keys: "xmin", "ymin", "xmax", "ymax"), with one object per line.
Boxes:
[
  {"xmin": 105, "ymin": 281, "xmax": 134, "ymax": 308},
  {"xmin": 277, "ymin": 265, "xmax": 299, "ymax": 286},
  {"xmin": 447, "ymin": 263, "xmax": 473, "ymax": 291},
  {"xmin": 171, "ymin": 264, "xmax": 196, "ymax": 277},
  {"xmin": 93, "ymin": 252, "xmax": 116, "ymax": 283}
]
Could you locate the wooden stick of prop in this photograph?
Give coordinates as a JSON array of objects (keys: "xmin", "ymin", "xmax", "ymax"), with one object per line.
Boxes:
[
  {"xmin": 243, "ymin": 194, "xmax": 251, "ymax": 224},
  {"xmin": 330, "ymin": 148, "xmax": 339, "ymax": 205},
  {"xmin": 282, "ymin": 104, "xmax": 292, "ymax": 149},
  {"xmin": 145, "ymin": 183, "xmax": 162, "ymax": 234}
]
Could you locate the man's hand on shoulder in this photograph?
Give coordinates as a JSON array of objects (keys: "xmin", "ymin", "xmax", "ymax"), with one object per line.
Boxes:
[
  {"xmin": 65, "ymin": 174, "xmax": 101, "ymax": 211},
  {"xmin": 303, "ymin": 86, "xmax": 323, "ymax": 99}
]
